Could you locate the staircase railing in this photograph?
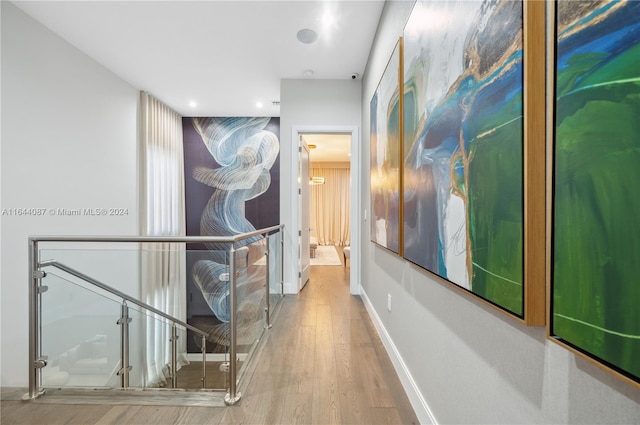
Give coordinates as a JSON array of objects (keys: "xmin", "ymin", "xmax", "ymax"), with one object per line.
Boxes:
[
  {"xmin": 38, "ymin": 259, "xmax": 209, "ymax": 389},
  {"xmin": 25, "ymin": 224, "xmax": 285, "ymax": 405}
]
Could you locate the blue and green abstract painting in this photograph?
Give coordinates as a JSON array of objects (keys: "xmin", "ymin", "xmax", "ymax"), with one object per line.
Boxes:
[
  {"xmin": 553, "ymin": 0, "xmax": 640, "ymax": 383},
  {"xmin": 403, "ymin": 0, "xmax": 524, "ymax": 316}
]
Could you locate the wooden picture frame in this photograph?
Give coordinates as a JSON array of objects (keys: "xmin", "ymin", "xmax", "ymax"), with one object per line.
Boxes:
[
  {"xmin": 548, "ymin": 0, "xmax": 640, "ymax": 388},
  {"xmin": 401, "ymin": 0, "xmax": 545, "ymax": 325},
  {"xmin": 370, "ymin": 38, "xmax": 403, "ymax": 255}
]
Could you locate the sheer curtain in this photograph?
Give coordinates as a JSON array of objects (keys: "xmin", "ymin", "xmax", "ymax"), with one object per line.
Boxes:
[
  {"xmin": 139, "ymin": 92, "xmax": 188, "ymax": 387},
  {"xmin": 310, "ymin": 166, "xmax": 351, "ymax": 246}
]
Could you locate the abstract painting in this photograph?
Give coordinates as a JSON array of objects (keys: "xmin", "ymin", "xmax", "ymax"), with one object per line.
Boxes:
[
  {"xmin": 403, "ymin": 0, "xmax": 525, "ymax": 316},
  {"xmin": 552, "ymin": 0, "xmax": 640, "ymax": 385},
  {"xmin": 183, "ymin": 117, "xmax": 280, "ymax": 351},
  {"xmin": 370, "ymin": 40, "xmax": 402, "ymax": 254}
]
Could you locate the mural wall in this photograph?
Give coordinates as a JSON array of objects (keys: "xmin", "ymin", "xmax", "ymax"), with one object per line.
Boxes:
[{"xmin": 183, "ymin": 117, "xmax": 280, "ymax": 352}]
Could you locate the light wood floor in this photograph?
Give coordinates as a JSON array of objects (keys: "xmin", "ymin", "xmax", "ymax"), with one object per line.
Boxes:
[{"xmin": 1, "ymin": 256, "xmax": 419, "ymax": 424}]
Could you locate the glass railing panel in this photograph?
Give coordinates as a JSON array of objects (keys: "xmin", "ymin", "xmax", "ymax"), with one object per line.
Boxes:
[
  {"xmin": 40, "ymin": 246, "xmax": 143, "ymax": 297},
  {"xmin": 180, "ymin": 328, "xmax": 228, "ymax": 391},
  {"xmin": 123, "ymin": 305, "xmax": 145, "ymax": 388},
  {"xmin": 33, "ymin": 227, "xmax": 283, "ymax": 398},
  {"xmin": 40, "ymin": 271, "xmax": 121, "ymax": 389},
  {"xmin": 185, "ymin": 246, "xmax": 231, "ymax": 391},
  {"xmin": 234, "ymin": 236, "xmax": 269, "ymax": 385},
  {"xmin": 168, "ymin": 326, "xmax": 200, "ymax": 390},
  {"xmin": 124, "ymin": 305, "xmax": 230, "ymax": 391},
  {"xmin": 268, "ymin": 231, "xmax": 284, "ymax": 311},
  {"xmin": 38, "ymin": 245, "xmax": 234, "ymax": 392},
  {"xmin": 127, "ymin": 308, "xmax": 201, "ymax": 390}
]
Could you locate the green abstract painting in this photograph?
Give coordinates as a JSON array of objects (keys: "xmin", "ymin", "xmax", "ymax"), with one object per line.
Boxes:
[{"xmin": 553, "ymin": 0, "xmax": 640, "ymax": 384}]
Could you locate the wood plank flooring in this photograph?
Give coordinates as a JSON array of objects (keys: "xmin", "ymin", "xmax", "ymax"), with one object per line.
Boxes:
[{"xmin": 1, "ymin": 254, "xmax": 419, "ymax": 424}]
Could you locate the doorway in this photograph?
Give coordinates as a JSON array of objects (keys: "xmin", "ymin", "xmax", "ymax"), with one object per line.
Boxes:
[
  {"xmin": 299, "ymin": 138, "xmax": 311, "ymax": 289},
  {"xmin": 293, "ymin": 126, "xmax": 360, "ymax": 295}
]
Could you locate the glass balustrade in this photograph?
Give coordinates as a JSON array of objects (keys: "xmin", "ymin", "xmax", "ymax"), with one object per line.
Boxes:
[
  {"xmin": 27, "ymin": 225, "xmax": 285, "ymax": 404},
  {"xmin": 268, "ymin": 231, "xmax": 285, "ymax": 319},
  {"xmin": 232, "ymin": 230, "xmax": 285, "ymax": 394},
  {"xmin": 40, "ymin": 271, "xmax": 121, "ymax": 389},
  {"xmin": 185, "ymin": 245, "xmax": 231, "ymax": 392},
  {"xmin": 125, "ymin": 304, "xmax": 196, "ymax": 389}
]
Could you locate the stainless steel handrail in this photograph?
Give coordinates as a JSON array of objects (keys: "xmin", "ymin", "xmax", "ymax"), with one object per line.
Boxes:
[
  {"xmin": 39, "ymin": 259, "xmax": 208, "ymax": 337},
  {"xmin": 28, "ymin": 224, "xmax": 284, "ymax": 244}
]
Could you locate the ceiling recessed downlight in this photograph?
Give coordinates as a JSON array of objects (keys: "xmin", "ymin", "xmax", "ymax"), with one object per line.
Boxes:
[
  {"xmin": 188, "ymin": 101, "xmax": 198, "ymax": 108},
  {"xmin": 256, "ymin": 101, "xmax": 264, "ymax": 108},
  {"xmin": 303, "ymin": 69, "xmax": 314, "ymax": 78},
  {"xmin": 297, "ymin": 28, "xmax": 318, "ymax": 44}
]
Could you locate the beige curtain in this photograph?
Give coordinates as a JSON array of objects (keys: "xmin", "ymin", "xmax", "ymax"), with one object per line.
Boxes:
[
  {"xmin": 310, "ymin": 167, "xmax": 351, "ymax": 246},
  {"xmin": 140, "ymin": 92, "xmax": 188, "ymax": 387}
]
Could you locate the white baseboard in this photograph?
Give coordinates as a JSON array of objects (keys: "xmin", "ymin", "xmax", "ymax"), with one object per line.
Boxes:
[
  {"xmin": 283, "ymin": 280, "xmax": 298, "ymax": 295},
  {"xmin": 359, "ymin": 286, "xmax": 438, "ymax": 425}
]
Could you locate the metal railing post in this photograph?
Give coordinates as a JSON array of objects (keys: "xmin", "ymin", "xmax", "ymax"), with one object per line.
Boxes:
[
  {"xmin": 170, "ymin": 324, "xmax": 178, "ymax": 389},
  {"xmin": 224, "ymin": 244, "xmax": 241, "ymax": 405},
  {"xmin": 201, "ymin": 335, "xmax": 207, "ymax": 389},
  {"xmin": 264, "ymin": 234, "xmax": 272, "ymax": 329},
  {"xmin": 24, "ymin": 239, "xmax": 45, "ymax": 400},
  {"xmin": 280, "ymin": 229, "xmax": 285, "ymax": 296},
  {"xmin": 117, "ymin": 301, "xmax": 132, "ymax": 389}
]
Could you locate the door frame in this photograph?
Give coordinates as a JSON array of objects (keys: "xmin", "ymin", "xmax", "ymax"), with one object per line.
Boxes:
[
  {"xmin": 298, "ymin": 137, "xmax": 311, "ymax": 290},
  {"xmin": 291, "ymin": 125, "xmax": 361, "ymax": 295}
]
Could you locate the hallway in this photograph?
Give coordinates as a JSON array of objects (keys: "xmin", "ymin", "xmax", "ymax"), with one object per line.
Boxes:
[{"xmin": 1, "ymin": 260, "xmax": 419, "ymax": 424}]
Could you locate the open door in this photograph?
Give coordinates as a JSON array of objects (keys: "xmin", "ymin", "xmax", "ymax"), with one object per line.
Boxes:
[
  {"xmin": 292, "ymin": 126, "xmax": 360, "ymax": 295},
  {"xmin": 299, "ymin": 138, "xmax": 311, "ymax": 289}
]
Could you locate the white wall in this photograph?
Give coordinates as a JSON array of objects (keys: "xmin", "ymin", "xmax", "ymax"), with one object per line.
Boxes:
[
  {"xmin": 280, "ymin": 79, "xmax": 361, "ymax": 294},
  {"xmin": 361, "ymin": 2, "xmax": 640, "ymax": 424},
  {"xmin": 1, "ymin": 3, "xmax": 139, "ymax": 387}
]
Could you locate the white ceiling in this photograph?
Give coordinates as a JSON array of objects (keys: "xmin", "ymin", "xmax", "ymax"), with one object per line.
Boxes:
[
  {"xmin": 12, "ymin": 0, "xmax": 385, "ymax": 119},
  {"xmin": 303, "ymin": 133, "xmax": 352, "ymax": 163}
]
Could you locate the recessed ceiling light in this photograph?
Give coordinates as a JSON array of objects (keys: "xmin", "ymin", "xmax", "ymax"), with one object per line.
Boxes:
[
  {"xmin": 321, "ymin": 2, "xmax": 337, "ymax": 40},
  {"xmin": 303, "ymin": 69, "xmax": 314, "ymax": 78},
  {"xmin": 297, "ymin": 28, "xmax": 318, "ymax": 44},
  {"xmin": 256, "ymin": 101, "xmax": 264, "ymax": 108},
  {"xmin": 322, "ymin": 12, "xmax": 336, "ymax": 29},
  {"xmin": 188, "ymin": 101, "xmax": 198, "ymax": 108}
]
